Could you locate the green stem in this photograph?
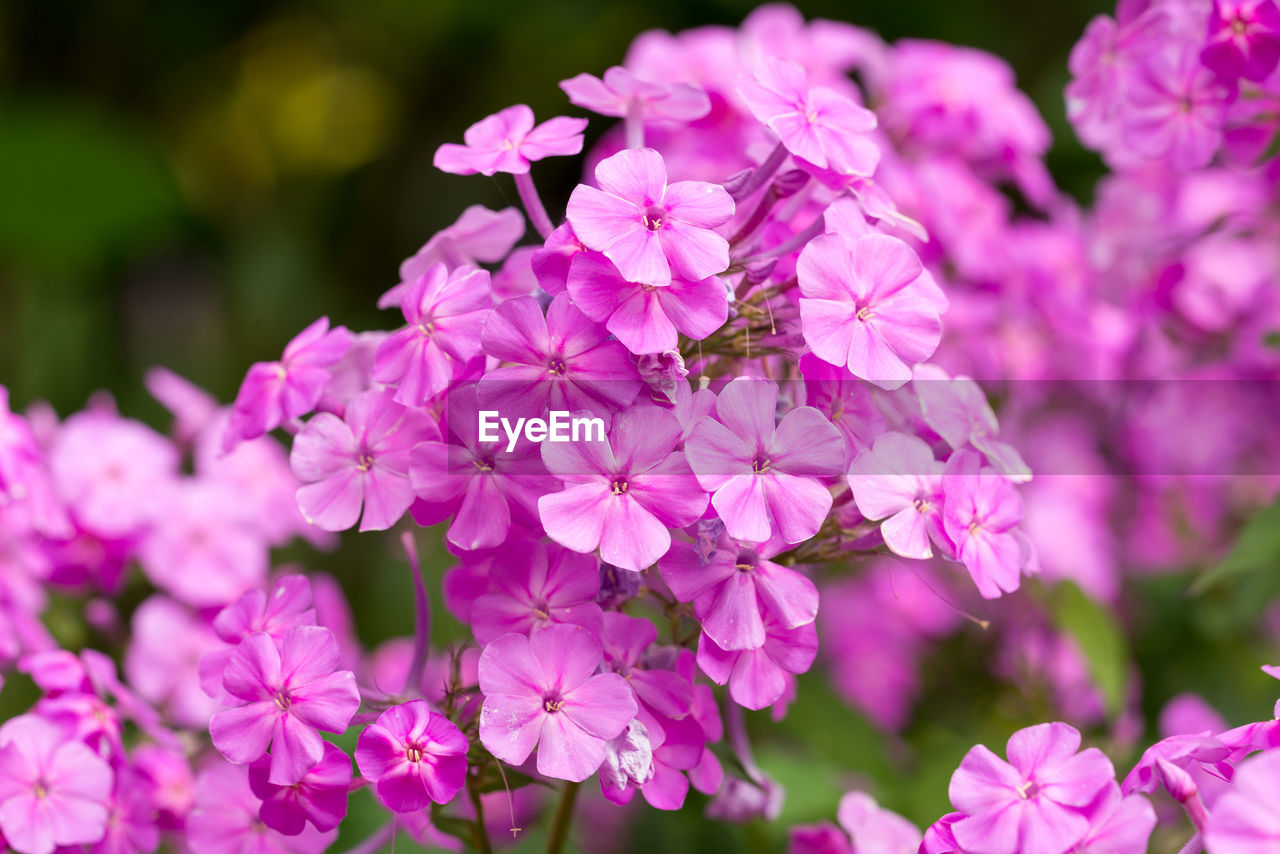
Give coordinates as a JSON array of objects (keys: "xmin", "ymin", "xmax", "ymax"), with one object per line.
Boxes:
[
  {"xmin": 469, "ymin": 776, "xmax": 493, "ymax": 854},
  {"xmin": 545, "ymin": 780, "xmax": 580, "ymax": 854}
]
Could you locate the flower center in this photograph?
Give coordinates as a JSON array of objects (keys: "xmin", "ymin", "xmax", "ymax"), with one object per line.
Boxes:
[
  {"xmin": 856, "ymin": 306, "xmax": 875, "ymax": 321},
  {"xmin": 1016, "ymin": 779, "xmax": 1040, "ymax": 800},
  {"xmin": 32, "ymin": 781, "xmax": 47, "ymax": 800},
  {"xmin": 544, "ymin": 695, "xmax": 564, "ymax": 713},
  {"xmin": 611, "ymin": 479, "xmax": 629, "ymax": 495},
  {"xmin": 406, "ymin": 745, "xmax": 424, "ymax": 763},
  {"xmin": 547, "ymin": 358, "xmax": 567, "ymax": 376},
  {"xmin": 533, "ymin": 600, "xmax": 550, "ymax": 622},
  {"xmin": 473, "ymin": 457, "xmax": 495, "ymax": 473},
  {"xmin": 417, "ymin": 319, "xmax": 436, "ymax": 337},
  {"xmin": 734, "ymin": 549, "xmax": 758, "ymax": 572},
  {"xmin": 1232, "ymin": 16, "xmax": 1248, "ymax": 35},
  {"xmin": 642, "ymin": 205, "xmax": 665, "ymax": 232},
  {"xmin": 273, "ymin": 691, "xmax": 292, "ymax": 712},
  {"xmin": 752, "ymin": 456, "xmax": 771, "ymax": 474},
  {"xmin": 356, "ymin": 452, "xmax": 375, "ymax": 472},
  {"xmin": 913, "ymin": 497, "xmax": 931, "ymax": 514}
]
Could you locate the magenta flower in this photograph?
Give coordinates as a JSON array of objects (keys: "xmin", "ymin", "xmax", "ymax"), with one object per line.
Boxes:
[
  {"xmin": 538, "ymin": 405, "xmax": 708, "ymax": 572},
  {"xmin": 736, "ymin": 57, "xmax": 879, "ymax": 176},
  {"xmin": 478, "ymin": 625, "xmax": 637, "ymax": 782},
  {"xmin": 837, "ymin": 791, "xmax": 922, "ymax": 854},
  {"xmin": 1121, "ymin": 46, "xmax": 1228, "ymax": 171},
  {"xmin": 223, "ymin": 317, "xmax": 354, "ymax": 451},
  {"xmin": 470, "ymin": 543, "xmax": 603, "ymax": 644},
  {"xmin": 600, "ymin": 613, "xmax": 694, "ymax": 724},
  {"xmin": 0, "ymin": 715, "xmax": 112, "ymax": 854},
  {"xmin": 566, "ymin": 252, "xmax": 728, "ymax": 354},
  {"xmin": 209, "ymin": 626, "xmax": 361, "ymax": 785},
  {"xmin": 659, "ymin": 535, "xmax": 818, "ymax": 651},
  {"xmin": 291, "ymin": 388, "xmax": 437, "ymax": 532},
  {"xmin": 566, "ymin": 148, "xmax": 734, "ymax": 286},
  {"xmin": 847, "ymin": 432, "xmax": 944, "ymax": 560},
  {"xmin": 1202, "ymin": 0, "xmax": 1280, "ymax": 82},
  {"xmin": 1204, "ymin": 748, "xmax": 1280, "ymax": 851},
  {"xmin": 355, "ymin": 700, "xmax": 469, "ymax": 812},
  {"xmin": 560, "ymin": 67, "xmax": 710, "ymax": 121},
  {"xmin": 250, "ymin": 741, "xmax": 351, "ymax": 835},
  {"xmin": 125, "ymin": 596, "xmax": 221, "ymax": 728},
  {"xmin": 948, "ymin": 722, "xmax": 1115, "ymax": 854},
  {"xmin": 478, "ymin": 293, "xmax": 642, "ymax": 418},
  {"xmin": 797, "ymin": 232, "xmax": 946, "ymax": 390},
  {"xmin": 373, "ymin": 263, "xmax": 491, "ymax": 407},
  {"xmin": 1069, "ymin": 784, "xmax": 1157, "ymax": 854},
  {"xmin": 696, "ymin": 618, "xmax": 817, "ymax": 711},
  {"xmin": 941, "ymin": 471, "xmax": 1026, "ymax": 599},
  {"xmin": 685, "ymin": 377, "xmax": 846, "ymax": 544},
  {"xmin": 408, "ymin": 384, "xmax": 549, "ymax": 550},
  {"xmin": 434, "ymin": 104, "xmax": 587, "ymax": 176},
  {"xmin": 186, "ymin": 763, "xmax": 334, "ymax": 854}
]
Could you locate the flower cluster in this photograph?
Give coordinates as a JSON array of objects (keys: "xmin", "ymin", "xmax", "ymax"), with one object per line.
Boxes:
[{"xmin": 0, "ymin": 1, "xmax": 1279, "ymax": 852}]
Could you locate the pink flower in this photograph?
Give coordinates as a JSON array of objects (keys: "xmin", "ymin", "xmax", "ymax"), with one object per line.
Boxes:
[
  {"xmin": 696, "ymin": 617, "xmax": 818, "ymax": 711},
  {"xmin": 355, "ymin": 700, "xmax": 469, "ymax": 812},
  {"xmin": 249, "ymin": 741, "xmax": 351, "ymax": 835},
  {"xmin": 1069, "ymin": 784, "xmax": 1156, "ymax": 854},
  {"xmin": 797, "ymin": 232, "xmax": 946, "ymax": 390},
  {"xmin": 0, "ymin": 715, "xmax": 112, "ymax": 854},
  {"xmin": 223, "ymin": 317, "xmax": 353, "ymax": 451},
  {"xmin": 847, "ymin": 432, "xmax": 944, "ymax": 560},
  {"xmin": 736, "ymin": 57, "xmax": 879, "ymax": 176},
  {"xmin": 948, "ymin": 722, "xmax": 1115, "ymax": 854},
  {"xmin": 659, "ymin": 535, "xmax": 818, "ymax": 651},
  {"xmin": 837, "ymin": 791, "xmax": 922, "ymax": 854},
  {"xmin": 373, "ymin": 263, "xmax": 491, "ymax": 407},
  {"xmin": 685, "ymin": 377, "xmax": 846, "ymax": 544},
  {"xmin": 1204, "ymin": 748, "xmax": 1280, "ymax": 851},
  {"xmin": 470, "ymin": 543, "xmax": 603, "ymax": 644},
  {"xmin": 538, "ymin": 405, "xmax": 708, "ymax": 572},
  {"xmin": 1121, "ymin": 46, "xmax": 1229, "ymax": 170},
  {"xmin": 560, "ymin": 67, "xmax": 711, "ymax": 121},
  {"xmin": 434, "ymin": 104, "xmax": 587, "ymax": 176},
  {"xmin": 478, "ymin": 625, "xmax": 637, "ymax": 782},
  {"xmin": 209, "ymin": 626, "xmax": 361, "ymax": 785},
  {"xmin": 941, "ymin": 470, "xmax": 1027, "ymax": 599},
  {"xmin": 291, "ymin": 388, "xmax": 437, "ymax": 532},
  {"xmin": 1202, "ymin": 0, "xmax": 1280, "ymax": 82},
  {"xmin": 566, "ymin": 148, "xmax": 734, "ymax": 286},
  {"xmin": 408, "ymin": 384, "xmax": 549, "ymax": 550},
  {"xmin": 565, "ymin": 252, "xmax": 728, "ymax": 354},
  {"xmin": 124, "ymin": 596, "xmax": 221, "ymax": 728},
  {"xmin": 186, "ymin": 763, "xmax": 334, "ymax": 854},
  {"xmin": 478, "ymin": 294, "xmax": 642, "ymax": 418}
]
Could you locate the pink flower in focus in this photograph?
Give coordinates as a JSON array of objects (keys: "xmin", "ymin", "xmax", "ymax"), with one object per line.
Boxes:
[
  {"xmin": 223, "ymin": 317, "xmax": 353, "ymax": 451},
  {"xmin": 737, "ymin": 57, "xmax": 879, "ymax": 176},
  {"xmin": 249, "ymin": 741, "xmax": 351, "ymax": 834},
  {"xmin": 948, "ymin": 722, "xmax": 1115, "ymax": 854},
  {"xmin": 659, "ymin": 535, "xmax": 818, "ymax": 651},
  {"xmin": 478, "ymin": 294, "xmax": 642, "ymax": 418},
  {"xmin": 696, "ymin": 617, "xmax": 817, "ymax": 711},
  {"xmin": 566, "ymin": 148, "xmax": 734, "ymax": 286},
  {"xmin": 538, "ymin": 405, "xmax": 708, "ymax": 572},
  {"xmin": 561, "ymin": 67, "xmax": 711, "ymax": 121},
  {"xmin": 355, "ymin": 700, "xmax": 468, "ymax": 812},
  {"xmin": 797, "ymin": 232, "xmax": 946, "ymax": 390},
  {"xmin": 209, "ymin": 626, "xmax": 361, "ymax": 785},
  {"xmin": 434, "ymin": 105, "xmax": 587, "ymax": 176},
  {"xmin": 379, "ymin": 205, "xmax": 524, "ymax": 309},
  {"xmin": 373, "ymin": 263, "xmax": 491, "ymax": 407},
  {"xmin": 1068, "ymin": 784, "xmax": 1156, "ymax": 854},
  {"xmin": 0, "ymin": 715, "xmax": 112, "ymax": 854},
  {"xmin": 942, "ymin": 470, "xmax": 1027, "ymax": 599},
  {"xmin": 1202, "ymin": 0, "xmax": 1280, "ymax": 82},
  {"xmin": 848, "ymin": 432, "xmax": 944, "ymax": 560},
  {"xmin": 291, "ymin": 388, "xmax": 437, "ymax": 532},
  {"xmin": 565, "ymin": 252, "xmax": 728, "ymax": 354},
  {"xmin": 470, "ymin": 543, "xmax": 603, "ymax": 644},
  {"xmin": 685, "ymin": 377, "xmax": 846, "ymax": 544},
  {"xmin": 478, "ymin": 625, "xmax": 637, "ymax": 782}
]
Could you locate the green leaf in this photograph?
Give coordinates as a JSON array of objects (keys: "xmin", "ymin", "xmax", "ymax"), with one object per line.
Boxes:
[
  {"xmin": 1191, "ymin": 499, "xmax": 1280, "ymax": 595},
  {"xmin": 1049, "ymin": 581, "xmax": 1129, "ymax": 717}
]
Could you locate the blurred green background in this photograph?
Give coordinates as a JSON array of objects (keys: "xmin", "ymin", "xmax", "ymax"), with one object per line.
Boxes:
[
  {"xmin": 0, "ymin": 0, "xmax": 1115, "ymax": 419},
  {"xmin": 20, "ymin": 2, "xmax": 1273, "ymax": 851}
]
